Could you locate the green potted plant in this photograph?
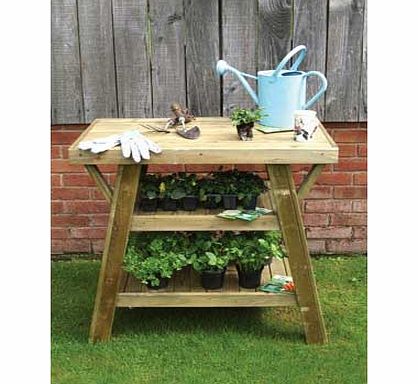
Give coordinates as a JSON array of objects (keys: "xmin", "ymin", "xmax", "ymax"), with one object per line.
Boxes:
[
  {"xmin": 177, "ymin": 173, "xmax": 200, "ymax": 211},
  {"xmin": 230, "ymin": 107, "xmax": 265, "ymax": 141},
  {"xmin": 236, "ymin": 172, "xmax": 268, "ymax": 210},
  {"xmin": 138, "ymin": 174, "xmax": 160, "ymax": 212},
  {"xmin": 158, "ymin": 174, "xmax": 186, "ymax": 211},
  {"xmin": 188, "ymin": 232, "xmax": 230, "ymax": 290},
  {"xmin": 212, "ymin": 170, "xmax": 239, "ymax": 209},
  {"xmin": 123, "ymin": 233, "xmax": 189, "ymax": 289},
  {"xmin": 225, "ymin": 231, "xmax": 285, "ymax": 289},
  {"xmin": 198, "ymin": 177, "xmax": 222, "ymax": 209}
]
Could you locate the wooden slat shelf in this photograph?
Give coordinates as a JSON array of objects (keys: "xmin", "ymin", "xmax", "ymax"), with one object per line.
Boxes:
[
  {"xmin": 116, "ymin": 258, "xmax": 296, "ymax": 308},
  {"xmin": 131, "ymin": 187, "xmax": 280, "ymax": 232}
]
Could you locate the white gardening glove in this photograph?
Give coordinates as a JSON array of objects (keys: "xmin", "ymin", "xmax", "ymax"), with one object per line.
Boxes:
[
  {"xmin": 120, "ymin": 130, "xmax": 162, "ymax": 163},
  {"xmin": 78, "ymin": 134, "xmax": 121, "ymax": 153},
  {"xmin": 78, "ymin": 130, "xmax": 162, "ymax": 163}
]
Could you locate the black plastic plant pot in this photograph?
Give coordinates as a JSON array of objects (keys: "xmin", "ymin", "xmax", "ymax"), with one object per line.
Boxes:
[
  {"xmin": 242, "ymin": 195, "xmax": 258, "ymax": 210},
  {"xmin": 222, "ymin": 194, "xmax": 238, "ymax": 209},
  {"xmin": 182, "ymin": 195, "xmax": 199, "ymax": 211},
  {"xmin": 147, "ymin": 277, "xmax": 170, "ymax": 290},
  {"xmin": 237, "ymin": 265, "xmax": 264, "ymax": 289},
  {"xmin": 236, "ymin": 122, "xmax": 254, "ymax": 141},
  {"xmin": 200, "ymin": 268, "xmax": 226, "ymax": 290},
  {"xmin": 141, "ymin": 198, "xmax": 158, "ymax": 212},
  {"xmin": 204, "ymin": 194, "xmax": 221, "ymax": 209},
  {"xmin": 162, "ymin": 198, "xmax": 178, "ymax": 211}
]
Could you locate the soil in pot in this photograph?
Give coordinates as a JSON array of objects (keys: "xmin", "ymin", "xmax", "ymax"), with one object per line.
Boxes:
[
  {"xmin": 200, "ymin": 268, "xmax": 226, "ymax": 290},
  {"xmin": 223, "ymin": 194, "xmax": 238, "ymax": 209},
  {"xmin": 236, "ymin": 265, "xmax": 264, "ymax": 289},
  {"xmin": 146, "ymin": 277, "xmax": 170, "ymax": 290},
  {"xmin": 236, "ymin": 122, "xmax": 254, "ymax": 141},
  {"xmin": 161, "ymin": 198, "xmax": 178, "ymax": 211},
  {"xmin": 141, "ymin": 198, "xmax": 158, "ymax": 212},
  {"xmin": 182, "ymin": 195, "xmax": 199, "ymax": 211},
  {"xmin": 204, "ymin": 194, "xmax": 221, "ymax": 209},
  {"xmin": 242, "ymin": 195, "xmax": 258, "ymax": 210}
]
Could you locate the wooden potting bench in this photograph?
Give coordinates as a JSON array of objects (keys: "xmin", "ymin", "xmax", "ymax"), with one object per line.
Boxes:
[{"xmin": 68, "ymin": 117, "xmax": 338, "ymax": 344}]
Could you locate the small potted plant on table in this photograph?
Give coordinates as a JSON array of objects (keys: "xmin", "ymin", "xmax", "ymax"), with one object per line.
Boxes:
[
  {"xmin": 189, "ymin": 232, "xmax": 230, "ymax": 290},
  {"xmin": 230, "ymin": 107, "xmax": 264, "ymax": 141},
  {"xmin": 159, "ymin": 174, "xmax": 186, "ymax": 211},
  {"xmin": 138, "ymin": 174, "xmax": 160, "ymax": 212}
]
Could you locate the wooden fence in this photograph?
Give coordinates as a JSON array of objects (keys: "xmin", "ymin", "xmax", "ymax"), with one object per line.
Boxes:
[{"xmin": 51, "ymin": 0, "xmax": 367, "ymax": 125}]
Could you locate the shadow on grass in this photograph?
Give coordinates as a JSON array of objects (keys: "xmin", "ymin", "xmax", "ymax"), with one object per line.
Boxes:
[{"xmin": 113, "ymin": 306, "xmax": 304, "ymax": 343}]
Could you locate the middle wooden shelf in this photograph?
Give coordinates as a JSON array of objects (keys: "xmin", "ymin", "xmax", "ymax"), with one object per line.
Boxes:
[{"xmin": 130, "ymin": 189, "xmax": 280, "ymax": 232}]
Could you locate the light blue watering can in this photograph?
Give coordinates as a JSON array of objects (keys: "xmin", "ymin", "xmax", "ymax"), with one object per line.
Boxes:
[{"xmin": 216, "ymin": 45, "xmax": 328, "ymax": 130}]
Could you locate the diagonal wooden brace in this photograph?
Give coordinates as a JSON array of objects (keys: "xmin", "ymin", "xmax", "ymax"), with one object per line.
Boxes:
[
  {"xmin": 85, "ymin": 165, "xmax": 114, "ymax": 204},
  {"xmin": 297, "ymin": 164, "xmax": 325, "ymax": 200}
]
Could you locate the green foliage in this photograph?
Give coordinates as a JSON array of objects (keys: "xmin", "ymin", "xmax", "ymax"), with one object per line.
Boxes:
[
  {"xmin": 123, "ymin": 232, "xmax": 189, "ymax": 287},
  {"xmin": 188, "ymin": 232, "xmax": 230, "ymax": 272},
  {"xmin": 176, "ymin": 172, "xmax": 199, "ymax": 196},
  {"xmin": 224, "ymin": 231, "xmax": 286, "ymax": 272},
  {"xmin": 198, "ymin": 177, "xmax": 222, "ymax": 202},
  {"xmin": 159, "ymin": 174, "xmax": 186, "ymax": 200},
  {"xmin": 211, "ymin": 170, "xmax": 268, "ymax": 200},
  {"xmin": 230, "ymin": 107, "xmax": 265, "ymax": 126},
  {"xmin": 139, "ymin": 174, "xmax": 160, "ymax": 200}
]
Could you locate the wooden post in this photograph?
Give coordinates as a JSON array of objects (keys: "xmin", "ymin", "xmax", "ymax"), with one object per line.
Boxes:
[
  {"xmin": 267, "ymin": 164, "xmax": 328, "ymax": 344},
  {"xmin": 89, "ymin": 164, "xmax": 142, "ymax": 342}
]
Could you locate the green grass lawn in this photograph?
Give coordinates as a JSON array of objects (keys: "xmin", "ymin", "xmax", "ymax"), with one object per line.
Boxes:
[{"xmin": 51, "ymin": 256, "xmax": 366, "ymax": 384}]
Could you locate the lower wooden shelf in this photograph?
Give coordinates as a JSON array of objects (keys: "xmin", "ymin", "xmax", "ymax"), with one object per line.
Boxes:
[{"xmin": 116, "ymin": 258, "xmax": 296, "ymax": 308}]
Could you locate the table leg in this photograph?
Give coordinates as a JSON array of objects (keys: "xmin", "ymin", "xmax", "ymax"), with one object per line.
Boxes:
[
  {"xmin": 89, "ymin": 164, "xmax": 142, "ymax": 342},
  {"xmin": 267, "ymin": 164, "xmax": 328, "ymax": 344}
]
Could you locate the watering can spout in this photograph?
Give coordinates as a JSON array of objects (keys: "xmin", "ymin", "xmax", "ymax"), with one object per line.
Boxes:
[{"xmin": 215, "ymin": 60, "xmax": 259, "ymax": 105}]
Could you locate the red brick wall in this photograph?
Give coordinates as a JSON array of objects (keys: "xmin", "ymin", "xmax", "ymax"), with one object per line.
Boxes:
[{"xmin": 51, "ymin": 122, "xmax": 367, "ymax": 255}]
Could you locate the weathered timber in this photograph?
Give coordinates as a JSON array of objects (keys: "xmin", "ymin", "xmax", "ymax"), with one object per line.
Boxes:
[
  {"xmin": 51, "ymin": 0, "xmax": 84, "ymax": 123},
  {"xmin": 185, "ymin": 0, "xmax": 221, "ymax": 116},
  {"xmin": 149, "ymin": 0, "xmax": 186, "ymax": 117},
  {"xmin": 293, "ymin": 0, "xmax": 327, "ymax": 120},
  {"xmin": 221, "ymin": 0, "xmax": 258, "ymax": 115},
  {"xmin": 325, "ymin": 0, "xmax": 366, "ymax": 121},
  {"xmin": 112, "ymin": 0, "xmax": 152, "ymax": 118},
  {"xmin": 77, "ymin": 0, "xmax": 118, "ymax": 122}
]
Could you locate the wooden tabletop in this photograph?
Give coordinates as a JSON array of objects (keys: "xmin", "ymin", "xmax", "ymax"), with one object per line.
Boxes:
[{"xmin": 68, "ymin": 117, "xmax": 338, "ymax": 165}]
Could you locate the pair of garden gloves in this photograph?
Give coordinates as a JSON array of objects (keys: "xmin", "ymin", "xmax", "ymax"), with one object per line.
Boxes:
[{"xmin": 78, "ymin": 130, "xmax": 162, "ymax": 163}]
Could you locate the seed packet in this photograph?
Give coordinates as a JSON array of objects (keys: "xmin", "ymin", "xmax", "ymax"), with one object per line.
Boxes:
[
  {"xmin": 217, "ymin": 207, "xmax": 272, "ymax": 222},
  {"xmin": 258, "ymin": 274, "xmax": 295, "ymax": 293}
]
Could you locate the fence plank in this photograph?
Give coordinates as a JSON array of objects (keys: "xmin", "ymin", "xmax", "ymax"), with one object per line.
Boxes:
[
  {"xmin": 78, "ymin": 0, "xmax": 118, "ymax": 122},
  {"xmin": 325, "ymin": 0, "xmax": 365, "ymax": 121},
  {"xmin": 51, "ymin": 0, "xmax": 84, "ymax": 124},
  {"xmin": 112, "ymin": 0, "xmax": 152, "ymax": 118},
  {"xmin": 221, "ymin": 0, "xmax": 258, "ymax": 116},
  {"xmin": 359, "ymin": 0, "xmax": 367, "ymax": 121},
  {"xmin": 149, "ymin": 0, "xmax": 186, "ymax": 118},
  {"xmin": 293, "ymin": 0, "xmax": 327, "ymax": 120},
  {"xmin": 185, "ymin": 0, "xmax": 220, "ymax": 116},
  {"xmin": 257, "ymin": 0, "xmax": 293, "ymax": 71}
]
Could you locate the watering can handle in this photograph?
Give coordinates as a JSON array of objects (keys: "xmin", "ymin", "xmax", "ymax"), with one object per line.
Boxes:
[
  {"xmin": 302, "ymin": 71, "xmax": 328, "ymax": 109},
  {"xmin": 272, "ymin": 45, "xmax": 307, "ymax": 76}
]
